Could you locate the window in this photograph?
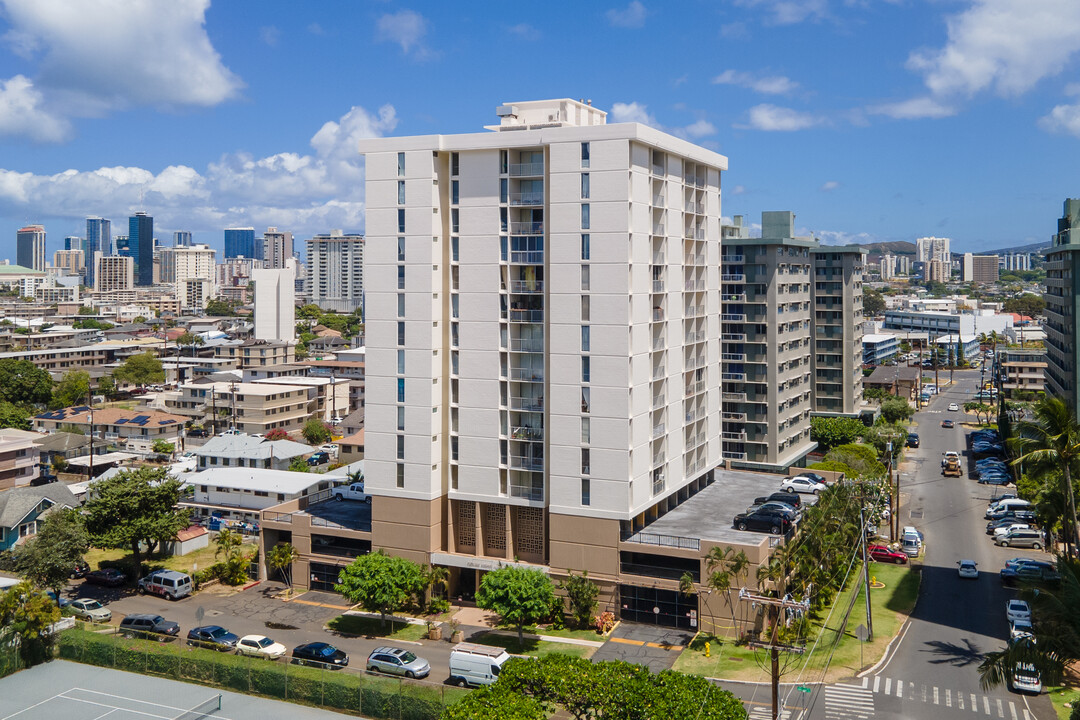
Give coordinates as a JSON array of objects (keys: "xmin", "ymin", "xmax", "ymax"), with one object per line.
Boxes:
[
  {"xmin": 397, "ymin": 180, "xmax": 405, "ymax": 205},
  {"xmin": 581, "ymin": 448, "xmax": 590, "ymax": 475},
  {"xmin": 581, "ymin": 387, "xmax": 591, "ymax": 413},
  {"xmin": 581, "ymin": 173, "xmax": 590, "ymax": 199},
  {"xmin": 398, "ymin": 208, "xmax": 405, "ymax": 233},
  {"xmin": 581, "ymin": 418, "xmax": 590, "ymax": 443},
  {"xmin": 451, "ymin": 208, "xmax": 459, "ymax": 234},
  {"xmin": 398, "ymin": 237, "xmax": 405, "ymax": 261},
  {"xmin": 581, "ymin": 234, "xmax": 590, "ymax": 260},
  {"xmin": 451, "ymin": 322, "xmax": 459, "ymax": 348},
  {"xmin": 581, "ymin": 295, "xmax": 590, "ymax": 321},
  {"xmin": 582, "ymin": 356, "xmax": 591, "ymax": 383},
  {"xmin": 581, "ymin": 204, "xmax": 590, "ymax": 230},
  {"xmin": 581, "ymin": 478, "xmax": 591, "ymax": 506},
  {"xmin": 450, "ymin": 152, "xmax": 459, "ymax": 176},
  {"xmin": 398, "ymin": 266, "xmax": 405, "ymax": 289},
  {"xmin": 397, "ymin": 152, "xmax": 405, "ymax": 177},
  {"xmin": 581, "ymin": 142, "xmax": 590, "ymax": 168},
  {"xmin": 581, "ymin": 326, "xmax": 590, "ymax": 352},
  {"xmin": 397, "ymin": 349, "xmax": 405, "ymax": 374},
  {"xmin": 500, "ymin": 150, "xmax": 508, "ymax": 174},
  {"xmin": 451, "ymin": 236, "xmax": 459, "ymax": 262},
  {"xmin": 500, "ymin": 178, "xmax": 508, "ymax": 204},
  {"xmin": 451, "ymin": 294, "xmax": 459, "ymax": 319},
  {"xmin": 397, "ymin": 377, "xmax": 406, "ymax": 403},
  {"xmin": 396, "ymin": 463, "xmax": 404, "ymax": 488},
  {"xmin": 397, "ymin": 321, "xmax": 405, "ymax": 346},
  {"xmin": 581, "ymin": 265, "xmax": 590, "ymax": 291},
  {"xmin": 397, "ymin": 293, "xmax": 405, "ymax": 318},
  {"xmin": 397, "ymin": 435, "xmax": 405, "ymax": 460},
  {"xmin": 451, "ymin": 180, "xmax": 460, "ymax": 205},
  {"xmin": 396, "ymin": 406, "xmax": 405, "ymax": 431}
]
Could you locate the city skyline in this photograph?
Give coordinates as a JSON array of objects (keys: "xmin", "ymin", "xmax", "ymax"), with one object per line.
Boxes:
[{"xmin": 1, "ymin": 1, "xmax": 1079, "ymax": 259}]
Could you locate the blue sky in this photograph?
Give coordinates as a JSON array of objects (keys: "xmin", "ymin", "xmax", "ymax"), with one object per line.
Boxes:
[{"xmin": 1, "ymin": 0, "xmax": 1080, "ymax": 261}]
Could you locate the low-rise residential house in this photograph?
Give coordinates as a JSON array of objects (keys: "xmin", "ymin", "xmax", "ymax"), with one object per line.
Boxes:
[
  {"xmin": 193, "ymin": 435, "xmax": 314, "ymax": 471},
  {"xmin": 863, "ymin": 365, "xmax": 922, "ymax": 399},
  {"xmin": 183, "ymin": 468, "xmax": 333, "ymax": 524},
  {"xmin": 340, "ymin": 408, "xmax": 364, "ymax": 437},
  {"xmin": 33, "ymin": 406, "xmax": 185, "ymax": 455},
  {"xmin": 0, "ymin": 429, "xmax": 41, "ymax": 490},
  {"xmin": 32, "ymin": 431, "xmax": 90, "ymax": 478},
  {"xmin": 338, "ymin": 430, "xmax": 364, "ymax": 464},
  {"xmin": 215, "ymin": 339, "xmax": 295, "ymax": 369},
  {"xmin": 167, "ymin": 381, "xmax": 310, "ymax": 435},
  {"xmin": 0, "ymin": 483, "xmax": 78, "ymax": 551},
  {"xmin": 1000, "ymin": 349, "xmax": 1047, "ymax": 397}
]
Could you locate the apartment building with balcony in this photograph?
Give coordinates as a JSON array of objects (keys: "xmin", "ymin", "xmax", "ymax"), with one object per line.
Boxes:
[
  {"xmin": 999, "ymin": 348, "xmax": 1047, "ymax": 397},
  {"xmin": 357, "ymin": 99, "xmax": 725, "ymax": 609},
  {"xmin": 33, "ymin": 406, "xmax": 184, "ymax": 454},
  {"xmin": 810, "ymin": 245, "xmax": 866, "ymax": 416},
  {"xmin": 214, "ymin": 339, "xmax": 295, "ymax": 369},
  {"xmin": 1044, "ymin": 198, "xmax": 1080, "ymax": 412},
  {"xmin": 0, "ymin": 429, "xmax": 41, "ymax": 491},
  {"xmin": 720, "ymin": 212, "xmax": 815, "ymax": 471},
  {"xmin": 168, "ymin": 381, "xmax": 310, "ymax": 435},
  {"xmin": 307, "ymin": 230, "xmax": 365, "ymax": 313}
]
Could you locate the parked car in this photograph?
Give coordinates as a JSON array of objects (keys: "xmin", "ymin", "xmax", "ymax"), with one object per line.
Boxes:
[
  {"xmin": 120, "ymin": 614, "xmax": 180, "ymax": 638},
  {"xmin": 745, "ymin": 502, "xmax": 798, "ymax": 521},
  {"xmin": 187, "ymin": 625, "xmax": 239, "ymax": 651},
  {"xmin": 987, "ymin": 516, "xmax": 1031, "ymax": 534},
  {"xmin": 957, "ymin": 560, "xmax": 978, "ymax": 579},
  {"xmin": 236, "ymin": 635, "xmax": 287, "ymax": 660},
  {"xmin": 948, "ymin": 403, "xmax": 959, "ymax": 411},
  {"xmin": 907, "ymin": 433, "xmax": 920, "ymax": 448},
  {"xmin": 868, "ymin": 545, "xmax": 908, "ymax": 564},
  {"xmin": 448, "ymin": 643, "xmax": 511, "ymax": 687},
  {"xmin": 753, "ymin": 492, "xmax": 802, "ymax": 510},
  {"xmin": 996, "ymin": 528, "xmax": 1044, "ymax": 549},
  {"xmin": 780, "ymin": 476, "xmax": 826, "ymax": 494},
  {"xmin": 733, "ymin": 510, "xmax": 791, "ymax": 535},
  {"xmin": 138, "ymin": 570, "xmax": 193, "ymax": 600},
  {"xmin": 333, "ymin": 482, "xmax": 370, "ymax": 503},
  {"xmin": 979, "ymin": 473, "xmax": 1013, "ymax": 486},
  {"xmin": 307, "ymin": 451, "xmax": 330, "ymax": 466},
  {"xmin": 69, "ymin": 598, "xmax": 111, "ymax": 622},
  {"xmin": 366, "ymin": 646, "xmax": 431, "ymax": 679},
  {"xmin": 292, "ymin": 642, "xmax": 349, "ymax": 669},
  {"xmin": 84, "ymin": 568, "xmax": 127, "ymax": 587},
  {"xmin": 1006, "ymin": 599, "xmax": 1032, "ymax": 625},
  {"xmin": 187, "ymin": 427, "xmax": 208, "ymax": 438},
  {"xmin": 993, "ymin": 523, "xmax": 1032, "ymax": 538},
  {"xmin": 1001, "ymin": 561, "xmax": 1060, "ymax": 587}
]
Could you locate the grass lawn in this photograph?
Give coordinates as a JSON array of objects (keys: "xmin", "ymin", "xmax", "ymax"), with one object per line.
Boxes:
[
  {"xmin": 500, "ymin": 621, "xmax": 603, "ymax": 642},
  {"xmin": 325, "ymin": 614, "xmax": 429, "ymax": 643},
  {"xmin": 83, "ymin": 541, "xmax": 252, "ymax": 577},
  {"xmin": 470, "ymin": 631, "xmax": 596, "ymax": 660},
  {"xmin": 673, "ymin": 561, "xmax": 920, "ymax": 682},
  {"xmin": 1048, "ymin": 686, "xmax": 1080, "ymax": 719}
]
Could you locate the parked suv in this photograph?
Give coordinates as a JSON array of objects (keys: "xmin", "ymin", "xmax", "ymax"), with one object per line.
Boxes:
[
  {"xmin": 366, "ymin": 646, "xmax": 431, "ymax": 679},
  {"xmin": 119, "ymin": 614, "xmax": 180, "ymax": 638},
  {"xmin": 753, "ymin": 493, "xmax": 802, "ymax": 510},
  {"xmin": 138, "ymin": 570, "xmax": 193, "ymax": 600},
  {"xmin": 996, "ymin": 528, "xmax": 1044, "ymax": 549}
]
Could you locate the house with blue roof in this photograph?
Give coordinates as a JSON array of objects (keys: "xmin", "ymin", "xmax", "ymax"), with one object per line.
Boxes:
[{"xmin": 33, "ymin": 406, "xmax": 186, "ymax": 455}]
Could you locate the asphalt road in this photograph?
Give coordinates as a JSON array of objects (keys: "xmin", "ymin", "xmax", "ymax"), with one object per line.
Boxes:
[{"xmin": 802, "ymin": 367, "xmax": 1055, "ymax": 720}]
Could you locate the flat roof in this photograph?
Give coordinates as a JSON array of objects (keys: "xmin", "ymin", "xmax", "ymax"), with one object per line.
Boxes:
[
  {"xmin": 862, "ymin": 333, "xmax": 899, "ymax": 343},
  {"xmin": 627, "ymin": 468, "xmax": 816, "ymax": 545},
  {"xmin": 189, "ymin": 467, "xmax": 324, "ymax": 495}
]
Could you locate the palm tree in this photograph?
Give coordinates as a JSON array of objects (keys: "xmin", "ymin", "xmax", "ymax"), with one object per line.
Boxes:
[
  {"xmin": 979, "ymin": 555, "xmax": 1080, "ymax": 691},
  {"xmin": 1010, "ymin": 397, "xmax": 1080, "ymax": 558},
  {"xmin": 267, "ymin": 542, "xmax": 298, "ymax": 591},
  {"xmin": 704, "ymin": 546, "xmax": 749, "ymax": 637}
]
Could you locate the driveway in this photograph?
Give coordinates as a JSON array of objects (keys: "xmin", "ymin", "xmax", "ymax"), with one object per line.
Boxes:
[{"xmin": 591, "ymin": 622, "xmax": 695, "ymax": 672}]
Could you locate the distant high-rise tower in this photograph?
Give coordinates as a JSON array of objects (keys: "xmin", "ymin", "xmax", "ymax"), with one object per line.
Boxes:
[
  {"xmin": 129, "ymin": 212, "xmax": 154, "ymax": 286},
  {"xmin": 307, "ymin": 230, "xmax": 365, "ymax": 312},
  {"xmin": 85, "ymin": 217, "xmax": 111, "ymax": 288},
  {"xmin": 174, "ymin": 230, "xmax": 192, "ymax": 247},
  {"xmin": 253, "ymin": 260, "xmax": 297, "ymax": 342},
  {"xmin": 16, "ymin": 225, "xmax": 46, "ymax": 271},
  {"xmin": 224, "ymin": 227, "xmax": 257, "ymax": 259},
  {"xmin": 262, "ymin": 227, "xmax": 292, "ymax": 268},
  {"xmin": 64, "ymin": 236, "xmax": 83, "ymax": 253},
  {"xmin": 1045, "ymin": 199, "xmax": 1080, "ymax": 417},
  {"xmin": 916, "ymin": 236, "xmax": 950, "ymax": 265}
]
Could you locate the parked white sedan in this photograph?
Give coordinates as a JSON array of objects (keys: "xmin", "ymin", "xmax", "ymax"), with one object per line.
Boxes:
[
  {"xmin": 1006, "ymin": 599, "xmax": 1031, "ymax": 625},
  {"xmin": 235, "ymin": 634, "xmax": 287, "ymax": 660},
  {"xmin": 780, "ymin": 476, "xmax": 827, "ymax": 495}
]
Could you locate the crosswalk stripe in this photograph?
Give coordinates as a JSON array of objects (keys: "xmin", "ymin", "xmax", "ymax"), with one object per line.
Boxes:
[
  {"xmin": 958, "ymin": 691, "xmax": 964, "ymax": 710},
  {"xmin": 884, "ymin": 678, "xmax": 891, "ymax": 695},
  {"xmin": 1010, "ymin": 701, "xmax": 1017, "ymax": 720},
  {"xmin": 972, "ymin": 693, "xmax": 978, "ymax": 712},
  {"xmin": 873, "ymin": 676, "xmax": 880, "ymax": 693},
  {"xmin": 996, "ymin": 698, "xmax": 1004, "ymax": 717},
  {"xmin": 922, "ymin": 685, "xmax": 927, "ymax": 703},
  {"xmin": 984, "ymin": 696, "xmax": 991, "ymax": 715},
  {"xmin": 896, "ymin": 679, "xmax": 903, "ymax": 698},
  {"xmin": 861, "ymin": 676, "xmax": 868, "ymax": 689},
  {"xmin": 947, "ymin": 688, "xmax": 952, "ymax": 707},
  {"xmin": 934, "ymin": 687, "xmax": 939, "ymax": 705}
]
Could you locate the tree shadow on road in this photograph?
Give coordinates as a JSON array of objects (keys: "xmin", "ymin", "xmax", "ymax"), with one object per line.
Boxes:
[{"xmin": 920, "ymin": 638, "xmax": 984, "ymax": 668}]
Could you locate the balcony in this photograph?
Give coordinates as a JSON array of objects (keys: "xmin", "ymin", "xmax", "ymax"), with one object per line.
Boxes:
[
  {"xmin": 685, "ymin": 253, "xmax": 705, "ymax": 265},
  {"xmin": 685, "ymin": 304, "xmax": 706, "ymax": 318},
  {"xmin": 509, "ymin": 222, "xmax": 544, "ymax": 236},
  {"xmin": 685, "ymin": 380, "xmax": 706, "ymax": 397},
  {"xmin": 652, "ymin": 163, "xmax": 665, "ymax": 176},
  {"xmin": 722, "ymin": 431, "xmax": 747, "ymax": 441},
  {"xmin": 685, "ymin": 202, "xmax": 705, "ymax": 214},
  {"xmin": 652, "ymin": 336, "xmax": 666, "ymax": 351},
  {"xmin": 721, "ymin": 254, "xmax": 744, "ymax": 263},
  {"xmin": 509, "ymin": 396, "xmax": 544, "ymax": 412},
  {"xmin": 721, "ymin": 274, "xmax": 746, "ymax": 282},
  {"xmin": 652, "ymin": 451, "xmax": 665, "ymax": 466},
  {"xmin": 652, "ymin": 309, "xmax": 666, "ymax": 322},
  {"xmin": 723, "ymin": 293, "xmax": 747, "ymax": 303},
  {"xmin": 510, "ymin": 455, "xmax": 544, "ymax": 471},
  {"xmin": 652, "ymin": 252, "xmax": 665, "ymax": 265},
  {"xmin": 652, "ymin": 423, "xmax": 666, "ymax": 439},
  {"xmin": 721, "ymin": 333, "xmax": 746, "ymax": 342},
  {"xmin": 724, "ymin": 451, "xmax": 748, "ymax": 460},
  {"xmin": 510, "ymin": 192, "xmax": 545, "ymax": 206},
  {"xmin": 652, "ymin": 393, "xmax": 665, "ymax": 409},
  {"xmin": 653, "ymin": 280, "xmax": 665, "ymax": 293},
  {"xmin": 722, "ymin": 411, "xmax": 747, "ymax": 422},
  {"xmin": 685, "ymin": 330, "xmax": 705, "ymax": 344},
  {"xmin": 509, "ymin": 250, "xmax": 544, "ymax": 264},
  {"xmin": 722, "ymin": 372, "xmax": 746, "ymax": 382},
  {"xmin": 685, "ymin": 406, "xmax": 706, "ymax": 423},
  {"xmin": 722, "ymin": 392, "xmax": 747, "ymax": 402},
  {"xmin": 509, "ymin": 482, "xmax": 544, "ymax": 501},
  {"xmin": 509, "ymin": 308, "xmax": 544, "ymax": 323},
  {"xmin": 652, "ymin": 194, "xmax": 665, "ymax": 206},
  {"xmin": 722, "ymin": 314, "xmax": 746, "ymax": 323},
  {"xmin": 509, "ymin": 338, "xmax": 544, "ymax": 353},
  {"xmin": 652, "ymin": 365, "xmax": 666, "ymax": 380},
  {"xmin": 509, "ymin": 162, "xmax": 544, "ymax": 177},
  {"xmin": 686, "ymin": 432, "xmax": 706, "ymax": 449},
  {"xmin": 510, "ymin": 280, "xmax": 543, "ymax": 293},
  {"xmin": 509, "ymin": 368, "xmax": 544, "ymax": 383},
  {"xmin": 685, "ymin": 355, "xmax": 706, "ymax": 371},
  {"xmin": 684, "ymin": 280, "xmax": 705, "ymax": 292},
  {"xmin": 652, "ymin": 224, "xmax": 665, "ymax": 236},
  {"xmin": 722, "ymin": 353, "xmax": 746, "ymax": 362}
]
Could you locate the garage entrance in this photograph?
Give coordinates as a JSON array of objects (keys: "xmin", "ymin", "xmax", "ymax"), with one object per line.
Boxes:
[{"xmin": 618, "ymin": 584, "xmax": 697, "ymax": 629}]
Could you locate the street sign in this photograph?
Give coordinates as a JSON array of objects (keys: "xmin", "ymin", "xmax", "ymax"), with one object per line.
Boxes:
[
  {"xmin": 796, "ymin": 686, "xmax": 811, "ymax": 693},
  {"xmin": 855, "ymin": 624, "xmax": 869, "ymax": 641},
  {"xmin": 195, "ymin": 606, "xmax": 205, "ymax": 623}
]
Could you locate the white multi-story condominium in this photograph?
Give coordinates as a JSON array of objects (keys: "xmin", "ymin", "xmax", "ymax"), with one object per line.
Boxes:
[
  {"xmin": 160, "ymin": 244, "xmax": 216, "ymax": 311},
  {"xmin": 94, "ymin": 254, "xmax": 133, "ymax": 293},
  {"xmin": 262, "ymin": 227, "xmax": 293, "ymax": 269},
  {"xmin": 307, "ymin": 230, "xmax": 364, "ymax": 313},
  {"xmin": 1045, "ymin": 199, "xmax": 1080, "ymax": 414},
  {"xmin": 16, "ymin": 225, "xmax": 46, "ymax": 272},
  {"xmin": 53, "ymin": 249, "xmax": 85, "ymax": 278},
  {"xmin": 916, "ymin": 235, "xmax": 950, "ymax": 265},
  {"xmin": 358, "ymin": 99, "xmax": 725, "ymax": 593},
  {"xmin": 879, "ymin": 253, "xmax": 895, "ymax": 280},
  {"xmin": 962, "ymin": 253, "xmax": 999, "ymax": 283},
  {"xmin": 810, "ymin": 245, "xmax": 866, "ymax": 416},
  {"xmin": 252, "ymin": 260, "xmax": 296, "ymax": 342}
]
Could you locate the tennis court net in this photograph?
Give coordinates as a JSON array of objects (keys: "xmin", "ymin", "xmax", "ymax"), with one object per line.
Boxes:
[{"xmin": 172, "ymin": 693, "xmax": 221, "ymax": 720}]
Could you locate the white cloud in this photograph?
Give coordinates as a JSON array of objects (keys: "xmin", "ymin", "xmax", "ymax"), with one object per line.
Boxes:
[
  {"xmin": 811, "ymin": 229, "xmax": 880, "ymax": 246},
  {"xmin": 0, "ymin": 0, "xmax": 243, "ymax": 116},
  {"xmin": 867, "ymin": 96, "xmax": 956, "ymax": 119},
  {"xmin": 606, "ymin": 1, "xmax": 647, "ymax": 28},
  {"xmin": 507, "ymin": 23, "xmax": 540, "ymax": 39},
  {"xmin": 0, "ymin": 74, "xmax": 70, "ymax": 142},
  {"xmin": 713, "ymin": 69, "xmax": 799, "ymax": 95},
  {"xmin": 734, "ymin": 0, "xmax": 828, "ymax": 25},
  {"xmin": 0, "ymin": 104, "xmax": 398, "ymax": 237},
  {"xmin": 260, "ymin": 26, "xmax": 280, "ymax": 47},
  {"xmin": 610, "ymin": 101, "xmax": 717, "ymax": 140},
  {"xmin": 1039, "ymin": 103, "xmax": 1080, "ymax": 137},
  {"xmin": 376, "ymin": 9, "xmax": 430, "ymax": 56},
  {"xmin": 307, "ymin": 23, "xmax": 325, "ymax": 36},
  {"xmin": 906, "ymin": 0, "xmax": 1080, "ymax": 100},
  {"xmin": 820, "ymin": 180, "xmax": 840, "ymax": 191},
  {"xmin": 730, "ymin": 185, "xmax": 747, "ymax": 195},
  {"xmin": 720, "ymin": 22, "xmax": 748, "ymax": 38},
  {"xmin": 739, "ymin": 104, "xmax": 822, "ymax": 131}
]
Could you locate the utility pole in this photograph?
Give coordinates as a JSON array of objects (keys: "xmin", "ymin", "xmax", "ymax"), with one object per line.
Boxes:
[
  {"xmin": 859, "ymin": 506, "xmax": 874, "ymax": 641},
  {"xmin": 85, "ymin": 389, "xmax": 94, "ymax": 480},
  {"xmin": 741, "ymin": 588, "xmax": 809, "ymax": 720}
]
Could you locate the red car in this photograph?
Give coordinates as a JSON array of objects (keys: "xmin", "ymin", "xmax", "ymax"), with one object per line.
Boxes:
[{"xmin": 868, "ymin": 545, "xmax": 908, "ymax": 564}]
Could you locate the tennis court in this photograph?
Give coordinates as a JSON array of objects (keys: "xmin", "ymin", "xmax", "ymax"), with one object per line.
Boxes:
[{"xmin": 0, "ymin": 660, "xmax": 356, "ymax": 720}]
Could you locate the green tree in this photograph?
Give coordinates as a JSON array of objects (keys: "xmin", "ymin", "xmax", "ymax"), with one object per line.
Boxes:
[
  {"xmin": 0, "ymin": 581, "xmax": 61, "ymax": 666},
  {"xmin": 807, "ymin": 459, "xmax": 857, "ymax": 477},
  {"xmin": 97, "ymin": 375, "xmax": 116, "ymax": 399},
  {"xmin": 810, "ymin": 416, "xmax": 865, "ymax": 452},
  {"xmin": 51, "ymin": 369, "xmax": 90, "ymax": 409},
  {"xmin": 0, "ymin": 402, "xmax": 31, "ymax": 430},
  {"xmin": 82, "ymin": 467, "xmax": 190, "ymax": 573},
  {"xmin": 825, "ymin": 443, "xmax": 886, "ymax": 478},
  {"xmin": 151, "ymin": 439, "xmax": 175, "ymax": 456},
  {"xmin": 213, "ymin": 528, "xmax": 250, "ymax": 585},
  {"xmin": 880, "ymin": 396, "xmax": 914, "ymax": 424},
  {"xmin": 334, "ymin": 550, "xmax": 427, "ymax": 627},
  {"xmin": 72, "ymin": 318, "xmax": 114, "ymax": 330},
  {"xmin": 964, "ymin": 401, "xmax": 994, "ymax": 424},
  {"xmin": 476, "ymin": 565, "xmax": 555, "ymax": 644},
  {"xmin": 114, "ymin": 352, "xmax": 164, "ymax": 387},
  {"xmin": 297, "ymin": 304, "xmax": 323, "ymax": 320},
  {"xmin": 863, "ymin": 387, "xmax": 893, "ymax": 401},
  {"xmin": 1010, "ymin": 397, "xmax": 1080, "ymax": 557},
  {"xmin": 205, "ymin": 298, "xmax": 237, "ymax": 316},
  {"xmin": 1003, "ymin": 294, "xmax": 1046, "ymax": 319},
  {"xmin": 287, "ymin": 456, "xmax": 309, "ymax": 473},
  {"xmin": 176, "ymin": 332, "xmax": 205, "ymax": 357},
  {"xmin": 863, "ymin": 423, "xmax": 908, "ymax": 460},
  {"xmin": 863, "ymin": 286, "xmax": 886, "ymax": 315},
  {"xmin": 77, "ymin": 305, "xmax": 95, "ymax": 315},
  {"xmin": 267, "ymin": 542, "xmax": 299, "ymax": 590},
  {"xmin": 301, "ymin": 416, "xmax": 332, "ymax": 445},
  {"xmin": 0, "ymin": 358, "xmax": 52, "ymax": 406},
  {"xmin": 13, "ymin": 508, "xmax": 89, "ymax": 598},
  {"xmin": 558, "ymin": 571, "xmax": 599, "ymax": 629}
]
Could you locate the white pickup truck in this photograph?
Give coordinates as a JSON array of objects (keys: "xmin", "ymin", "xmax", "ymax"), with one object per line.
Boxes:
[{"xmin": 333, "ymin": 482, "xmax": 370, "ymax": 503}]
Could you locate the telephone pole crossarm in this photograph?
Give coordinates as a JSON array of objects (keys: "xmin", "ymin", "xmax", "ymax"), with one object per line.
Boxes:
[
  {"xmin": 746, "ymin": 641, "xmax": 806, "ymax": 654},
  {"xmin": 738, "ymin": 588, "xmax": 811, "ymax": 613}
]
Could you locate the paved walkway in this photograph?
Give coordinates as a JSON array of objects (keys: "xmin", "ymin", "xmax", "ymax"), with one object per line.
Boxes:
[{"xmin": 591, "ymin": 622, "xmax": 695, "ymax": 671}]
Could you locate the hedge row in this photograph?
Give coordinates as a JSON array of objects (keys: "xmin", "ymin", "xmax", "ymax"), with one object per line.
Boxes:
[{"xmin": 57, "ymin": 628, "xmax": 465, "ymax": 719}]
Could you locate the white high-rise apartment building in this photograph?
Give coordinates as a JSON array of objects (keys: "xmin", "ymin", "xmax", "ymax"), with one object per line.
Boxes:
[
  {"xmin": 880, "ymin": 253, "xmax": 895, "ymax": 280},
  {"xmin": 160, "ymin": 244, "xmax": 216, "ymax": 311},
  {"xmin": 358, "ymin": 99, "xmax": 725, "ymax": 578},
  {"xmin": 916, "ymin": 236, "xmax": 950, "ymax": 265},
  {"xmin": 253, "ymin": 259, "xmax": 297, "ymax": 343},
  {"xmin": 307, "ymin": 230, "xmax": 365, "ymax": 313}
]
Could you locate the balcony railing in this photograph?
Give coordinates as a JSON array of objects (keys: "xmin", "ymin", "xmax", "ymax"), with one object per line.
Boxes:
[
  {"xmin": 509, "ymin": 483, "xmax": 544, "ymax": 501},
  {"xmin": 509, "ymin": 338, "xmax": 544, "ymax": 352},
  {"xmin": 509, "ymin": 162, "xmax": 544, "ymax": 177},
  {"xmin": 685, "ymin": 406, "xmax": 706, "ymax": 423},
  {"xmin": 652, "ymin": 423, "xmax": 666, "ymax": 439},
  {"xmin": 686, "ymin": 432, "xmax": 706, "ymax": 449},
  {"xmin": 723, "ymin": 392, "xmax": 747, "ymax": 402},
  {"xmin": 652, "ymin": 365, "xmax": 666, "ymax": 380},
  {"xmin": 510, "ymin": 455, "xmax": 544, "ymax": 471},
  {"xmin": 685, "ymin": 202, "xmax": 705, "ymax": 214},
  {"xmin": 685, "ymin": 330, "xmax": 706, "ymax": 344},
  {"xmin": 653, "ymin": 280, "xmax": 665, "ymax": 293},
  {"xmin": 685, "ymin": 380, "xmax": 706, "ymax": 397},
  {"xmin": 722, "ymin": 314, "xmax": 746, "ymax": 323},
  {"xmin": 721, "ymin": 333, "xmax": 746, "ymax": 342},
  {"xmin": 621, "ymin": 531, "xmax": 700, "ymax": 551},
  {"xmin": 652, "ymin": 336, "xmax": 666, "ymax": 351},
  {"xmin": 653, "ymin": 451, "xmax": 665, "ymax": 466},
  {"xmin": 722, "ymin": 411, "xmax": 747, "ymax": 422},
  {"xmin": 685, "ymin": 355, "xmax": 706, "ymax": 371},
  {"xmin": 685, "ymin": 280, "xmax": 705, "ymax": 292},
  {"xmin": 722, "ymin": 353, "xmax": 746, "ymax": 362},
  {"xmin": 509, "ymin": 396, "xmax": 544, "ymax": 412},
  {"xmin": 722, "ymin": 431, "xmax": 747, "ymax": 441},
  {"xmin": 510, "ymin": 280, "xmax": 543, "ymax": 293},
  {"xmin": 652, "ymin": 393, "xmax": 665, "ymax": 409},
  {"xmin": 721, "ymin": 274, "xmax": 745, "ymax": 282},
  {"xmin": 509, "ymin": 368, "xmax": 544, "ymax": 383},
  {"xmin": 722, "ymin": 372, "xmax": 746, "ymax": 382},
  {"xmin": 510, "ymin": 250, "xmax": 544, "ymax": 264},
  {"xmin": 509, "ymin": 309, "xmax": 544, "ymax": 323},
  {"xmin": 510, "ymin": 192, "xmax": 545, "ymax": 206},
  {"xmin": 724, "ymin": 451, "xmax": 748, "ymax": 460},
  {"xmin": 723, "ymin": 293, "xmax": 747, "ymax": 303},
  {"xmin": 652, "ymin": 252, "xmax": 665, "ymax": 265},
  {"xmin": 721, "ymin": 254, "xmax": 744, "ymax": 263},
  {"xmin": 652, "ymin": 194, "xmax": 665, "ymax": 206},
  {"xmin": 685, "ymin": 253, "xmax": 705, "ymax": 265},
  {"xmin": 686, "ymin": 304, "xmax": 706, "ymax": 318},
  {"xmin": 652, "ymin": 163, "xmax": 665, "ymax": 176},
  {"xmin": 509, "ymin": 222, "xmax": 544, "ymax": 235},
  {"xmin": 652, "ymin": 309, "xmax": 665, "ymax": 322}
]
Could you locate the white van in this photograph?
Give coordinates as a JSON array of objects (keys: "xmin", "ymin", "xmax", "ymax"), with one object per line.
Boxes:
[
  {"xmin": 986, "ymin": 498, "xmax": 1032, "ymax": 519},
  {"xmin": 448, "ymin": 643, "xmax": 511, "ymax": 687},
  {"xmin": 138, "ymin": 570, "xmax": 193, "ymax": 600}
]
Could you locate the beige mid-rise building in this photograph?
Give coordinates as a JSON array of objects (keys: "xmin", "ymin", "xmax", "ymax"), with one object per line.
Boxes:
[
  {"xmin": 94, "ymin": 255, "xmax": 133, "ymax": 293},
  {"xmin": 0, "ymin": 429, "xmax": 40, "ymax": 490},
  {"xmin": 811, "ymin": 245, "xmax": 866, "ymax": 416},
  {"xmin": 53, "ymin": 249, "xmax": 85, "ymax": 278}
]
